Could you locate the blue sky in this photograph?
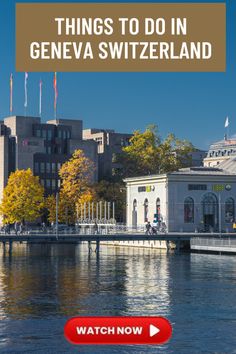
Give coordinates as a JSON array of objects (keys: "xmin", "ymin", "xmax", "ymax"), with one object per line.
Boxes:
[{"xmin": 0, "ymin": 0, "xmax": 234, "ymax": 149}]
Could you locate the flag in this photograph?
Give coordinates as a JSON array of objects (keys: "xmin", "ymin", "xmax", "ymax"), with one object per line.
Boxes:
[
  {"xmin": 39, "ymin": 79, "xmax": 42, "ymax": 116},
  {"xmin": 225, "ymin": 116, "xmax": 229, "ymax": 128},
  {"xmin": 24, "ymin": 72, "xmax": 28, "ymax": 108},
  {"xmin": 10, "ymin": 73, "xmax": 13, "ymax": 113},
  {"xmin": 53, "ymin": 72, "xmax": 58, "ymax": 113}
]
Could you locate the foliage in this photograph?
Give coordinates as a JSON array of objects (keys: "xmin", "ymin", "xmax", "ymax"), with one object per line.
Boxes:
[
  {"xmin": 0, "ymin": 169, "xmax": 44, "ymax": 224},
  {"xmin": 45, "ymin": 189, "xmax": 95, "ymax": 224},
  {"xmin": 45, "ymin": 150, "xmax": 95, "ymax": 224},
  {"xmin": 59, "ymin": 149, "xmax": 94, "ymax": 203},
  {"xmin": 93, "ymin": 180, "xmax": 126, "ymax": 222},
  {"xmin": 117, "ymin": 125, "xmax": 195, "ymax": 177}
]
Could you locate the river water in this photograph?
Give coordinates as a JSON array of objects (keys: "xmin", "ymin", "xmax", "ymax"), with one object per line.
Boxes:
[{"xmin": 0, "ymin": 243, "xmax": 235, "ymax": 353}]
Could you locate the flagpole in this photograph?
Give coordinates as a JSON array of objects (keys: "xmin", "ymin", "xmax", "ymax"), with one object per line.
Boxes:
[
  {"xmin": 10, "ymin": 73, "xmax": 13, "ymax": 116},
  {"xmin": 24, "ymin": 72, "xmax": 28, "ymax": 117},
  {"xmin": 53, "ymin": 72, "xmax": 58, "ymax": 121},
  {"xmin": 39, "ymin": 79, "xmax": 42, "ymax": 118}
]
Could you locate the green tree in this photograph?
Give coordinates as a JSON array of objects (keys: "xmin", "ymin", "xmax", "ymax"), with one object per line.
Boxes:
[
  {"xmin": 93, "ymin": 180, "xmax": 126, "ymax": 222},
  {"xmin": 118, "ymin": 125, "xmax": 195, "ymax": 177},
  {"xmin": 0, "ymin": 169, "xmax": 44, "ymax": 224}
]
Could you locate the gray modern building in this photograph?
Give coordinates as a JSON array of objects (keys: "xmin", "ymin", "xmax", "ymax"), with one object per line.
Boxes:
[
  {"xmin": 0, "ymin": 116, "xmax": 98, "ymax": 201},
  {"xmin": 83, "ymin": 128, "xmax": 132, "ymax": 180}
]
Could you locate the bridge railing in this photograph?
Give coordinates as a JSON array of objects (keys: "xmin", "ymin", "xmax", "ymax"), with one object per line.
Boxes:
[
  {"xmin": 0, "ymin": 224, "xmax": 147, "ymax": 236},
  {"xmin": 191, "ymin": 237, "xmax": 236, "ymax": 248}
]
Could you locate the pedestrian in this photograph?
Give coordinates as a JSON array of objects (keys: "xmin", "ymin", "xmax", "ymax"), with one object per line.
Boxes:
[
  {"xmin": 14, "ymin": 221, "xmax": 19, "ymax": 235},
  {"xmin": 145, "ymin": 221, "xmax": 152, "ymax": 235},
  {"xmin": 151, "ymin": 225, "xmax": 157, "ymax": 235},
  {"xmin": 19, "ymin": 222, "xmax": 24, "ymax": 235},
  {"xmin": 42, "ymin": 222, "xmax": 46, "ymax": 233},
  {"xmin": 94, "ymin": 221, "xmax": 99, "ymax": 235}
]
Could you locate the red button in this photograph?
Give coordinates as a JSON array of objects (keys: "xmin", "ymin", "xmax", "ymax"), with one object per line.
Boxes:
[{"xmin": 64, "ymin": 316, "xmax": 172, "ymax": 345}]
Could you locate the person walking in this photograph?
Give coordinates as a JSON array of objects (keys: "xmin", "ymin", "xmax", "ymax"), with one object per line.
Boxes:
[
  {"xmin": 94, "ymin": 221, "xmax": 99, "ymax": 235},
  {"xmin": 14, "ymin": 221, "xmax": 19, "ymax": 235},
  {"xmin": 145, "ymin": 221, "xmax": 152, "ymax": 235},
  {"xmin": 19, "ymin": 222, "xmax": 23, "ymax": 235}
]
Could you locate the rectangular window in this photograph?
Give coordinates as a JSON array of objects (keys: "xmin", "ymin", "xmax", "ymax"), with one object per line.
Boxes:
[
  {"xmin": 47, "ymin": 146, "xmax": 52, "ymax": 154},
  {"xmin": 46, "ymin": 179, "xmax": 51, "ymax": 188},
  {"xmin": 40, "ymin": 179, "xmax": 44, "ymax": 187},
  {"xmin": 63, "ymin": 131, "xmax": 67, "ymax": 139},
  {"xmin": 188, "ymin": 184, "xmax": 207, "ymax": 191},
  {"xmin": 51, "ymin": 179, "xmax": 56, "ymax": 190},
  {"xmin": 40, "ymin": 162, "xmax": 45, "ymax": 173},
  {"xmin": 52, "ymin": 163, "xmax": 56, "ymax": 173},
  {"xmin": 34, "ymin": 162, "xmax": 39, "ymax": 174},
  {"xmin": 58, "ymin": 130, "xmax": 62, "ymax": 138},
  {"xmin": 57, "ymin": 162, "xmax": 61, "ymax": 171},
  {"xmin": 36, "ymin": 129, "xmax": 41, "ymax": 138},
  {"xmin": 46, "ymin": 162, "xmax": 51, "ymax": 173},
  {"xmin": 42, "ymin": 130, "xmax": 47, "ymax": 139},
  {"xmin": 47, "ymin": 130, "xmax": 52, "ymax": 140},
  {"xmin": 58, "ymin": 179, "xmax": 61, "ymax": 188}
]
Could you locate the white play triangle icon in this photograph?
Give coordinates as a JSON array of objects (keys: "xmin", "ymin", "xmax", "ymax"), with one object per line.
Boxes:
[{"xmin": 149, "ymin": 324, "xmax": 160, "ymax": 337}]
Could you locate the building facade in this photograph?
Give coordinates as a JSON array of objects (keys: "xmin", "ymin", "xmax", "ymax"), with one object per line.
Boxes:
[
  {"xmin": 125, "ymin": 167, "xmax": 236, "ymax": 232},
  {"xmin": 83, "ymin": 128, "xmax": 132, "ymax": 180},
  {"xmin": 0, "ymin": 116, "xmax": 98, "ymax": 201},
  {"xmin": 204, "ymin": 136, "xmax": 236, "ymax": 167}
]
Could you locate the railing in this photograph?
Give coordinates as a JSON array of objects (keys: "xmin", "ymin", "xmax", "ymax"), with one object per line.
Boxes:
[{"xmin": 191, "ymin": 237, "xmax": 236, "ymax": 248}]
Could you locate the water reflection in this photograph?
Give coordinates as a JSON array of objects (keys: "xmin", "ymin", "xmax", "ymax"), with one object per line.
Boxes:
[
  {"xmin": 0, "ymin": 244, "xmax": 172, "ymax": 320},
  {"xmin": 0, "ymin": 244, "xmax": 236, "ymax": 353}
]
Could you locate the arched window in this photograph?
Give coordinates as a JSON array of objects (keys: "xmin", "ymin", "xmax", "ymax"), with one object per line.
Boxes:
[
  {"xmin": 225, "ymin": 198, "xmax": 234, "ymax": 223},
  {"xmin": 156, "ymin": 198, "xmax": 161, "ymax": 221},
  {"xmin": 144, "ymin": 198, "xmax": 148, "ymax": 222},
  {"xmin": 132, "ymin": 199, "xmax": 137, "ymax": 227},
  {"xmin": 184, "ymin": 197, "xmax": 194, "ymax": 223}
]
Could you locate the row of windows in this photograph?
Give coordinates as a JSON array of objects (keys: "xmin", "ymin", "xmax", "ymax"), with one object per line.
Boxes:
[
  {"xmin": 44, "ymin": 145, "xmax": 68, "ymax": 155},
  {"xmin": 95, "ymin": 137, "xmax": 103, "ymax": 145},
  {"xmin": 40, "ymin": 178, "xmax": 61, "ymax": 189},
  {"xmin": 184, "ymin": 196, "xmax": 235, "ymax": 223},
  {"xmin": 133, "ymin": 198, "xmax": 161, "ymax": 223},
  {"xmin": 208, "ymin": 149, "xmax": 236, "ymax": 158},
  {"xmin": 34, "ymin": 162, "xmax": 62, "ymax": 174},
  {"xmin": 35, "ymin": 129, "xmax": 71, "ymax": 140},
  {"xmin": 133, "ymin": 195, "xmax": 235, "ymax": 224}
]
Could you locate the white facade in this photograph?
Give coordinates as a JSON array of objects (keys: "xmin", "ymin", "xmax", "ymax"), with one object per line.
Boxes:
[
  {"xmin": 204, "ymin": 137, "xmax": 236, "ymax": 167},
  {"xmin": 125, "ymin": 167, "xmax": 236, "ymax": 233}
]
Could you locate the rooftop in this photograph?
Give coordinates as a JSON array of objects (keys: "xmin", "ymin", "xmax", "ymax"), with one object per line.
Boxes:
[{"xmin": 124, "ymin": 166, "xmax": 236, "ymax": 182}]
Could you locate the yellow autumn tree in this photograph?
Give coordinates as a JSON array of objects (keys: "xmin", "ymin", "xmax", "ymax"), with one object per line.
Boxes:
[
  {"xmin": 45, "ymin": 150, "xmax": 95, "ymax": 224},
  {"xmin": 59, "ymin": 149, "xmax": 94, "ymax": 203},
  {"xmin": 76, "ymin": 189, "xmax": 95, "ymax": 220},
  {"xmin": 45, "ymin": 191, "xmax": 76, "ymax": 225},
  {"xmin": 0, "ymin": 169, "xmax": 44, "ymax": 224}
]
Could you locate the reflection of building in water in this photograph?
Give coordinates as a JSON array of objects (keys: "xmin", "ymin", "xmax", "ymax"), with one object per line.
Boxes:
[
  {"xmin": 0, "ymin": 244, "xmax": 91, "ymax": 318},
  {"xmin": 0, "ymin": 243, "xmax": 131, "ymax": 319},
  {"xmin": 123, "ymin": 249, "xmax": 170, "ymax": 316}
]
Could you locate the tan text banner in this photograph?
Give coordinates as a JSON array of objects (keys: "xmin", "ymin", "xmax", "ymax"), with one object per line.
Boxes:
[{"xmin": 16, "ymin": 3, "xmax": 226, "ymax": 72}]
